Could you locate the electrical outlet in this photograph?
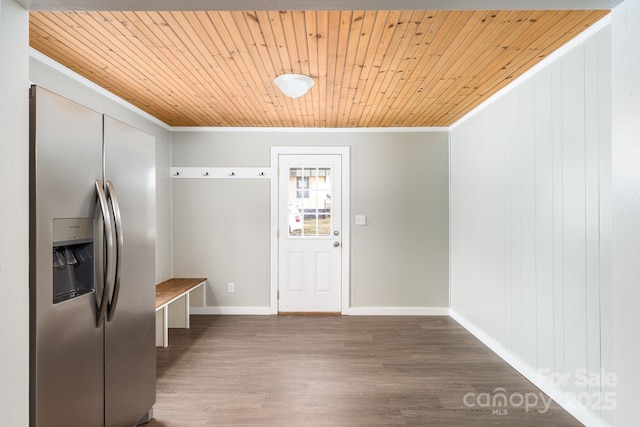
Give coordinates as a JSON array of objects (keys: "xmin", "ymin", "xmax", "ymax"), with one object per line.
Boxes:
[{"xmin": 228, "ymin": 282, "xmax": 235, "ymax": 293}]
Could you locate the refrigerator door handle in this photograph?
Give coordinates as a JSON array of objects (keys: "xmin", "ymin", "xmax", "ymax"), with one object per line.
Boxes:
[
  {"xmin": 106, "ymin": 181, "xmax": 123, "ymax": 322},
  {"xmin": 95, "ymin": 180, "xmax": 115, "ymax": 327}
]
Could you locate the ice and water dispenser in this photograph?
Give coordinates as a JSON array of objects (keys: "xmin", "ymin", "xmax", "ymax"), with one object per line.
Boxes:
[{"xmin": 52, "ymin": 218, "xmax": 94, "ymax": 304}]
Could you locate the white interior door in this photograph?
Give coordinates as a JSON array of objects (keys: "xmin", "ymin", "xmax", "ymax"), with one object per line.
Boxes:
[{"xmin": 278, "ymin": 154, "xmax": 342, "ymax": 313}]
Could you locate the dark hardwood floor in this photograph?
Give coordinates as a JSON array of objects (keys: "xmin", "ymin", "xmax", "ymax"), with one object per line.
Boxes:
[{"xmin": 147, "ymin": 315, "xmax": 581, "ymax": 426}]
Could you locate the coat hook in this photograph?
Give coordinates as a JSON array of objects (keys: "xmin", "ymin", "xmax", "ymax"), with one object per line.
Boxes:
[
  {"xmin": 258, "ymin": 171, "xmax": 265, "ymax": 177},
  {"xmin": 229, "ymin": 172, "xmax": 235, "ymax": 177},
  {"xmin": 203, "ymin": 172, "xmax": 209, "ymax": 177},
  {"xmin": 173, "ymin": 171, "xmax": 180, "ymax": 176}
]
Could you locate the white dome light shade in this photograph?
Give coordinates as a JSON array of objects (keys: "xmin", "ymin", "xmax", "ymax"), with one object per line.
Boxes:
[{"xmin": 274, "ymin": 74, "xmax": 315, "ymax": 98}]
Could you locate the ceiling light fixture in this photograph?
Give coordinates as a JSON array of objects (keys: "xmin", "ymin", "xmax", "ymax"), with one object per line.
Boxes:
[{"xmin": 274, "ymin": 74, "xmax": 314, "ymax": 98}]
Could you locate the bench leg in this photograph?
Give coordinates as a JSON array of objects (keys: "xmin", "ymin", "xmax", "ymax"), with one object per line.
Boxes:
[
  {"xmin": 155, "ymin": 307, "xmax": 168, "ymax": 348},
  {"xmin": 190, "ymin": 283, "xmax": 206, "ymax": 307},
  {"xmin": 168, "ymin": 293, "xmax": 190, "ymax": 329}
]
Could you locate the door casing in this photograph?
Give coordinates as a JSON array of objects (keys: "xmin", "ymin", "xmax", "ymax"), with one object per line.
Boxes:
[{"xmin": 270, "ymin": 146, "xmax": 350, "ymax": 314}]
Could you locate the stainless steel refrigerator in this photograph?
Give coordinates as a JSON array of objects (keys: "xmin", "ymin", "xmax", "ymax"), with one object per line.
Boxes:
[{"xmin": 29, "ymin": 86, "xmax": 156, "ymax": 427}]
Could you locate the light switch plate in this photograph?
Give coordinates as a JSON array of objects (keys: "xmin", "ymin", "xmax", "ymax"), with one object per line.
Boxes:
[{"xmin": 355, "ymin": 215, "xmax": 366, "ymax": 226}]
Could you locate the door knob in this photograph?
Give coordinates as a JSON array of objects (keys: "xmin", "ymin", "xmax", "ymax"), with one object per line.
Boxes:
[{"xmin": 333, "ymin": 241, "xmax": 340, "ymax": 247}]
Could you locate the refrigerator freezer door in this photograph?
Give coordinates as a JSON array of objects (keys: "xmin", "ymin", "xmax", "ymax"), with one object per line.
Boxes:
[
  {"xmin": 103, "ymin": 116, "xmax": 156, "ymax": 426},
  {"xmin": 30, "ymin": 87, "xmax": 104, "ymax": 427}
]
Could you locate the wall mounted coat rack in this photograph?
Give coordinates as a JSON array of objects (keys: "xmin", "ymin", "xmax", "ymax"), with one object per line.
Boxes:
[{"xmin": 170, "ymin": 167, "xmax": 271, "ymax": 179}]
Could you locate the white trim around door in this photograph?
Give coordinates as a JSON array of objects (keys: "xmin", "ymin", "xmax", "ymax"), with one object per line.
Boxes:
[{"xmin": 270, "ymin": 146, "xmax": 350, "ymax": 314}]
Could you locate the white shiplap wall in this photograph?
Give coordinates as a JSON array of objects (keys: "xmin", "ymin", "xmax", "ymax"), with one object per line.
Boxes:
[
  {"xmin": 449, "ymin": 26, "xmax": 613, "ymax": 426},
  {"xmin": 611, "ymin": 0, "xmax": 640, "ymax": 425}
]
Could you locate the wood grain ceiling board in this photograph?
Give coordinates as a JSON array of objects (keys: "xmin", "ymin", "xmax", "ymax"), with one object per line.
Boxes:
[{"xmin": 29, "ymin": 10, "xmax": 608, "ymax": 128}]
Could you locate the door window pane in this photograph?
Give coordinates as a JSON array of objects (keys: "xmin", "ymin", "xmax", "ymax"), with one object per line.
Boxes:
[
  {"xmin": 318, "ymin": 214, "xmax": 331, "ymax": 236},
  {"xmin": 304, "ymin": 214, "xmax": 317, "ymax": 235},
  {"xmin": 288, "ymin": 166, "xmax": 333, "ymax": 237},
  {"xmin": 296, "ymin": 176, "xmax": 309, "ymax": 198}
]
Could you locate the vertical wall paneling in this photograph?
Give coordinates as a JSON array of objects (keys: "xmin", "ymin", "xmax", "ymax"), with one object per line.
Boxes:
[
  {"xmin": 477, "ymin": 109, "xmax": 494, "ymax": 333},
  {"xmin": 509, "ymin": 89, "xmax": 523, "ymax": 359},
  {"xmin": 611, "ymin": 0, "xmax": 640, "ymax": 423},
  {"xmin": 561, "ymin": 46, "xmax": 588, "ymax": 401},
  {"xmin": 489, "ymin": 105, "xmax": 503, "ymax": 337},
  {"xmin": 450, "ymin": 25, "xmax": 611, "ymax": 425},
  {"xmin": 550, "ymin": 59, "xmax": 566, "ymax": 382},
  {"xmin": 596, "ymin": 23, "xmax": 613, "ymax": 427},
  {"xmin": 584, "ymin": 35, "xmax": 602, "ymax": 417},
  {"xmin": 501, "ymin": 96, "xmax": 512, "ymax": 351},
  {"xmin": 534, "ymin": 66, "xmax": 555, "ymax": 375},
  {"xmin": 520, "ymin": 79, "xmax": 537, "ymax": 368},
  {"xmin": 494, "ymin": 99, "xmax": 508, "ymax": 346}
]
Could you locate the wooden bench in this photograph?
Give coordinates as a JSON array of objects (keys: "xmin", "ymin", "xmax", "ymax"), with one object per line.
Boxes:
[{"xmin": 155, "ymin": 278, "xmax": 207, "ymax": 347}]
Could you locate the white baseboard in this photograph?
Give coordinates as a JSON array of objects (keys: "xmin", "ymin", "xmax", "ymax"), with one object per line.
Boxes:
[
  {"xmin": 347, "ymin": 307, "xmax": 450, "ymax": 316},
  {"xmin": 191, "ymin": 306, "xmax": 449, "ymax": 316},
  {"xmin": 190, "ymin": 306, "xmax": 272, "ymax": 315},
  {"xmin": 449, "ymin": 310, "xmax": 610, "ymax": 427}
]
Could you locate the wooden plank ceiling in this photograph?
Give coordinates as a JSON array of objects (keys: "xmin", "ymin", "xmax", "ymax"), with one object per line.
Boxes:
[{"xmin": 29, "ymin": 10, "xmax": 608, "ymax": 128}]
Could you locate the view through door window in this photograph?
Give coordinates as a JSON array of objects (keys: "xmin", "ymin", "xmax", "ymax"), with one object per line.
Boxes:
[{"xmin": 288, "ymin": 167, "xmax": 332, "ymax": 237}]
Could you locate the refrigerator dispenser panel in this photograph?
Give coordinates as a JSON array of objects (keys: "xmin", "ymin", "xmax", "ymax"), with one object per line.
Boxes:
[{"xmin": 52, "ymin": 218, "xmax": 94, "ymax": 304}]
